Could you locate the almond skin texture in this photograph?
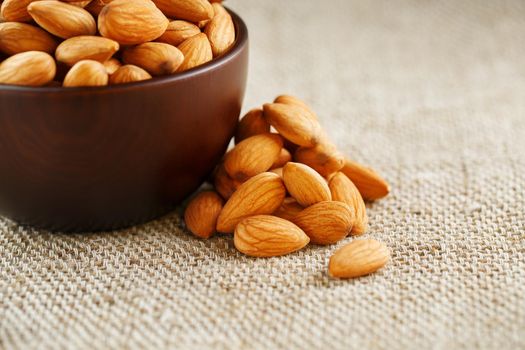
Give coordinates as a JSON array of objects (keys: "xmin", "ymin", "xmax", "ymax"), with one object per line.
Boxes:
[
  {"xmin": 63, "ymin": 60, "xmax": 108, "ymax": 87},
  {"xmin": 282, "ymin": 162, "xmax": 331, "ymax": 207},
  {"xmin": 1, "ymin": 0, "xmax": 39, "ymax": 22},
  {"xmin": 157, "ymin": 20, "xmax": 201, "ymax": 46},
  {"xmin": 329, "ymin": 239, "xmax": 390, "ymax": 279},
  {"xmin": 109, "ymin": 64, "xmax": 152, "ymax": 84},
  {"xmin": 224, "ymin": 133, "xmax": 283, "ymax": 182},
  {"xmin": 234, "ymin": 215, "xmax": 309, "ymax": 257},
  {"xmin": 213, "ymin": 163, "xmax": 243, "ymax": 200},
  {"xmin": 177, "ymin": 33, "xmax": 213, "ymax": 72},
  {"xmin": 123, "ymin": 42, "xmax": 184, "ymax": 76},
  {"xmin": 99, "ymin": 0, "xmax": 168, "ymax": 45},
  {"xmin": 292, "ymin": 201, "xmax": 354, "ymax": 245},
  {"xmin": 204, "ymin": 3, "xmax": 235, "ymax": 57},
  {"xmin": 216, "ymin": 172, "xmax": 286, "ymax": 233},
  {"xmin": 0, "ymin": 51, "xmax": 55, "ymax": 86},
  {"xmin": 271, "ymin": 148, "xmax": 292, "ymax": 169},
  {"xmin": 294, "ymin": 142, "xmax": 345, "ymax": 177},
  {"xmin": 329, "ymin": 172, "xmax": 368, "ymax": 235},
  {"xmin": 263, "ymin": 103, "xmax": 322, "ymax": 147},
  {"xmin": 274, "ymin": 95, "xmax": 317, "ymax": 120},
  {"xmin": 28, "ymin": 1, "xmax": 96, "ymax": 39},
  {"xmin": 0, "ymin": 22, "xmax": 58, "ymax": 55},
  {"xmin": 341, "ymin": 159, "xmax": 390, "ymax": 201},
  {"xmin": 103, "ymin": 57, "xmax": 121, "ymax": 74},
  {"xmin": 234, "ymin": 109, "xmax": 271, "ymax": 144},
  {"xmin": 56, "ymin": 36, "xmax": 120, "ymax": 66},
  {"xmin": 273, "ymin": 197, "xmax": 304, "ymax": 222},
  {"xmin": 153, "ymin": 0, "xmax": 214, "ymax": 22},
  {"xmin": 184, "ymin": 191, "xmax": 223, "ymax": 239}
]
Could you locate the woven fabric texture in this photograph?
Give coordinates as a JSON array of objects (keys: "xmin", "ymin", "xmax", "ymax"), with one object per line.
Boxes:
[{"xmin": 1, "ymin": 1, "xmax": 525, "ymax": 349}]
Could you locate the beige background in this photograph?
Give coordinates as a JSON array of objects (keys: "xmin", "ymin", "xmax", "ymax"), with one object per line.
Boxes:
[{"xmin": 1, "ymin": 0, "xmax": 525, "ymax": 349}]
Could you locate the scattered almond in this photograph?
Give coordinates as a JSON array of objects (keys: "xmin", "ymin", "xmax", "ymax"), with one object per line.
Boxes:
[
  {"xmin": 184, "ymin": 191, "xmax": 223, "ymax": 239},
  {"xmin": 272, "ymin": 148, "xmax": 292, "ymax": 169},
  {"xmin": 341, "ymin": 159, "xmax": 390, "ymax": 201},
  {"xmin": 274, "ymin": 95, "xmax": 317, "ymax": 120},
  {"xmin": 328, "ymin": 172, "xmax": 368, "ymax": 235},
  {"xmin": 213, "ymin": 163, "xmax": 243, "ymax": 200},
  {"xmin": 234, "ymin": 215, "xmax": 309, "ymax": 257},
  {"xmin": 294, "ymin": 141, "xmax": 345, "ymax": 177},
  {"xmin": 282, "ymin": 162, "xmax": 331, "ymax": 207},
  {"xmin": 273, "ymin": 197, "xmax": 304, "ymax": 221},
  {"xmin": 234, "ymin": 109, "xmax": 271, "ymax": 144},
  {"xmin": 329, "ymin": 239, "xmax": 389, "ymax": 278}
]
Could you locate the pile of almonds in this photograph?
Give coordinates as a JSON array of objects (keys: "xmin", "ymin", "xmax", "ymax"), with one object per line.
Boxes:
[
  {"xmin": 0, "ymin": 0, "xmax": 234, "ymax": 87},
  {"xmin": 184, "ymin": 95, "xmax": 391, "ymax": 279}
]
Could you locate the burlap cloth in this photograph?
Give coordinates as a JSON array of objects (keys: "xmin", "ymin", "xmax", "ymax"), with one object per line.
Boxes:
[{"xmin": 1, "ymin": 1, "xmax": 524, "ymax": 349}]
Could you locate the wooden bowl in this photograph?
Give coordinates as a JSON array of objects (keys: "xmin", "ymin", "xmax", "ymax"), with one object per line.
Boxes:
[{"xmin": 0, "ymin": 10, "xmax": 249, "ymax": 232}]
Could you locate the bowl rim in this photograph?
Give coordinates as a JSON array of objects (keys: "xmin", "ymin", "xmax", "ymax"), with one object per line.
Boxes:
[{"xmin": 0, "ymin": 7, "xmax": 248, "ymax": 94}]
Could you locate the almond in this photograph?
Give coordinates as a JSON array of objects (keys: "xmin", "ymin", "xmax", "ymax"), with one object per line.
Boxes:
[
  {"xmin": 292, "ymin": 201, "xmax": 354, "ymax": 245},
  {"xmin": 177, "ymin": 33, "xmax": 213, "ymax": 72},
  {"xmin": 269, "ymin": 167, "xmax": 283, "ymax": 177},
  {"xmin": 0, "ymin": 22, "xmax": 58, "ymax": 55},
  {"xmin": 0, "ymin": 51, "xmax": 55, "ymax": 86},
  {"xmin": 157, "ymin": 20, "xmax": 201, "ymax": 47},
  {"xmin": 273, "ymin": 197, "xmax": 304, "ymax": 222},
  {"xmin": 1, "ymin": 0, "xmax": 38, "ymax": 22},
  {"xmin": 56, "ymin": 36, "xmax": 119, "ymax": 66},
  {"xmin": 123, "ymin": 42, "xmax": 184, "ymax": 76},
  {"xmin": 234, "ymin": 215, "xmax": 309, "ymax": 257},
  {"xmin": 63, "ymin": 59, "xmax": 108, "ymax": 87},
  {"xmin": 28, "ymin": 1, "xmax": 96, "ymax": 39},
  {"xmin": 328, "ymin": 172, "xmax": 368, "ymax": 235},
  {"xmin": 67, "ymin": 0, "xmax": 93, "ymax": 7},
  {"xmin": 184, "ymin": 191, "xmax": 223, "ymax": 239},
  {"xmin": 85, "ymin": 0, "xmax": 114, "ymax": 16},
  {"xmin": 263, "ymin": 103, "xmax": 322, "ymax": 147},
  {"xmin": 153, "ymin": 0, "xmax": 214, "ymax": 22},
  {"xmin": 271, "ymin": 148, "xmax": 292, "ymax": 169},
  {"xmin": 329, "ymin": 239, "xmax": 390, "ymax": 278},
  {"xmin": 224, "ymin": 133, "xmax": 283, "ymax": 182},
  {"xmin": 216, "ymin": 172, "xmax": 286, "ymax": 233},
  {"xmin": 274, "ymin": 95, "xmax": 317, "ymax": 120},
  {"xmin": 98, "ymin": 0, "xmax": 168, "ymax": 45},
  {"xmin": 204, "ymin": 3, "xmax": 235, "ymax": 57},
  {"xmin": 341, "ymin": 159, "xmax": 390, "ymax": 201},
  {"xmin": 294, "ymin": 141, "xmax": 345, "ymax": 177},
  {"xmin": 103, "ymin": 57, "xmax": 121, "ymax": 74},
  {"xmin": 234, "ymin": 109, "xmax": 271, "ymax": 144},
  {"xmin": 213, "ymin": 163, "xmax": 242, "ymax": 200},
  {"xmin": 109, "ymin": 64, "xmax": 152, "ymax": 84},
  {"xmin": 282, "ymin": 162, "xmax": 331, "ymax": 207}
]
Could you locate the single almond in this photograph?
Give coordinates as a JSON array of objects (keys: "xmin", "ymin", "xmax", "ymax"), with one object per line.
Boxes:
[
  {"xmin": 234, "ymin": 109, "xmax": 271, "ymax": 144},
  {"xmin": 273, "ymin": 197, "xmax": 304, "ymax": 222},
  {"xmin": 153, "ymin": 0, "xmax": 214, "ymax": 22},
  {"xmin": 157, "ymin": 20, "xmax": 201, "ymax": 47},
  {"xmin": 213, "ymin": 163, "xmax": 243, "ymax": 200},
  {"xmin": 269, "ymin": 167, "xmax": 283, "ymax": 177},
  {"xmin": 1, "ymin": 0, "xmax": 38, "ymax": 22},
  {"xmin": 282, "ymin": 162, "xmax": 331, "ymax": 207},
  {"xmin": 234, "ymin": 215, "xmax": 309, "ymax": 257},
  {"xmin": 56, "ymin": 36, "xmax": 119, "ymax": 66},
  {"xmin": 0, "ymin": 22, "xmax": 58, "ymax": 55},
  {"xmin": 294, "ymin": 141, "xmax": 345, "ymax": 177},
  {"xmin": 63, "ymin": 59, "xmax": 108, "ymax": 87},
  {"xmin": 28, "ymin": 1, "xmax": 96, "ymax": 39},
  {"xmin": 216, "ymin": 172, "xmax": 286, "ymax": 233},
  {"xmin": 263, "ymin": 103, "xmax": 322, "ymax": 147},
  {"xmin": 123, "ymin": 42, "xmax": 184, "ymax": 76},
  {"xmin": 103, "ymin": 57, "xmax": 121, "ymax": 74},
  {"xmin": 274, "ymin": 95, "xmax": 317, "ymax": 120},
  {"xmin": 292, "ymin": 201, "xmax": 354, "ymax": 245},
  {"xmin": 109, "ymin": 64, "xmax": 152, "ymax": 84},
  {"xmin": 329, "ymin": 239, "xmax": 390, "ymax": 278},
  {"xmin": 271, "ymin": 148, "xmax": 292, "ymax": 169},
  {"xmin": 177, "ymin": 33, "xmax": 213, "ymax": 72},
  {"xmin": 98, "ymin": 0, "xmax": 168, "ymax": 45},
  {"xmin": 223, "ymin": 133, "xmax": 283, "ymax": 182},
  {"xmin": 184, "ymin": 191, "xmax": 223, "ymax": 239},
  {"xmin": 341, "ymin": 159, "xmax": 390, "ymax": 201},
  {"xmin": 85, "ymin": 0, "xmax": 114, "ymax": 16},
  {"xmin": 328, "ymin": 172, "xmax": 368, "ymax": 235},
  {"xmin": 0, "ymin": 51, "xmax": 55, "ymax": 86},
  {"xmin": 204, "ymin": 3, "xmax": 235, "ymax": 57}
]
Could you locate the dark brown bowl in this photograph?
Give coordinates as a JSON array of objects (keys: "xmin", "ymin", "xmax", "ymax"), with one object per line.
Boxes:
[{"xmin": 0, "ymin": 10, "xmax": 249, "ymax": 232}]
